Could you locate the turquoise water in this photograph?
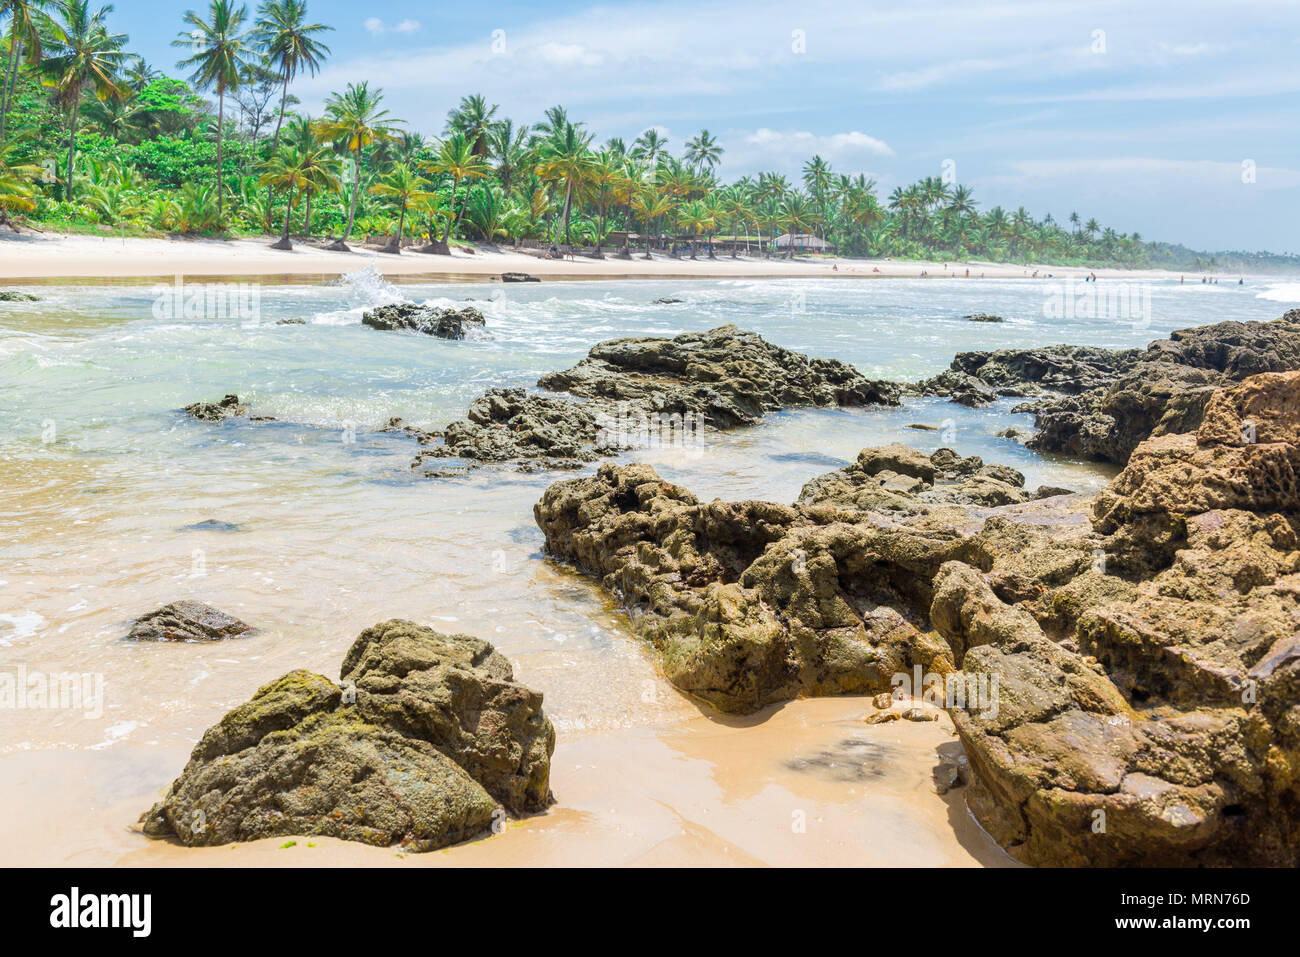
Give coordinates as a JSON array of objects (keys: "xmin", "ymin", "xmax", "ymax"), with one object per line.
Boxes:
[{"xmin": 0, "ymin": 269, "xmax": 1293, "ymax": 750}]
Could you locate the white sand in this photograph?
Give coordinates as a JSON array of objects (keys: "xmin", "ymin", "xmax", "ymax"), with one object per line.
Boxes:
[{"xmin": 0, "ymin": 230, "xmax": 1189, "ymax": 283}]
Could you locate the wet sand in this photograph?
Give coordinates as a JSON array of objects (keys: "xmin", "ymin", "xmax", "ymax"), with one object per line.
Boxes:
[{"xmin": 0, "ymin": 696, "xmax": 1012, "ymax": 867}]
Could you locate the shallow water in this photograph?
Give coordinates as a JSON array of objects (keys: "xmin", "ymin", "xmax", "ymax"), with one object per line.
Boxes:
[{"xmin": 0, "ymin": 270, "xmax": 1291, "ymax": 865}]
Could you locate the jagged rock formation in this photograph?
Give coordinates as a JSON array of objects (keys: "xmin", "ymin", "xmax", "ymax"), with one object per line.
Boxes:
[
  {"xmin": 533, "ymin": 448, "xmax": 1089, "ymax": 714},
  {"xmin": 914, "ymin": 312, "xmax": 1300, "ymax": 466},
  {"xmin": 535, "ymin": 370, "xmax": 1300, "ymax": 864},
  {"xmin": 141, "ymin": 620, "xmax": 554, "ymax": 851},
  {"xmin": 413, "ymin": 325, "xmax": 900, "ymax": 472}
]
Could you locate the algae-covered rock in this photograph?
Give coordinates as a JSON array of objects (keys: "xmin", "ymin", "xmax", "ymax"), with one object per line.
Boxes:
[
  {"xmin": 417, "ymin": 325, "xmax": 900, "ymax": 471},
  {"xmin": 183, "ymin": 394, "xmax": 247, "ymax": 421},
  {"xmin": 361, "ymin": 303, "xmax": 487, "ymax": 340},
  {"xmin": 533, "ymin": 458, "xmax": 1085, "ymax": 714},
  {"xmin": 142, "ymin": 621, "xmax": 554, "ymax": 851},
  {"xmin": 944, "ymin": 370, "xmax": 1300, "ymax": 865}
]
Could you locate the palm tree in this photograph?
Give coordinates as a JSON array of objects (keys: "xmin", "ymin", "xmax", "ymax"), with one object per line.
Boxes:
[
  {"xmin": 421, "ymin": 131, "xmax": 489, "ymax": 253},
  {"xmin": 487, "ymin": 118, "xmax": 528, "ymax": 194},
  {"xmin": 684, "ymin": 128, "xmax": 722, "ymax": 172},
  {"xmin": 409, "ymin": 190, "xmax": 448, "ymax": 251},
  {"xmin": 122, "ymin": 53, "xmax": 156, "ymax": 91},
  {"xmin": 259, "ymin": 143, "xmax": 310, "ymax": 248},
  {"xmin": 1, "ymin": 0, "xmax": 52, "ymax": 140},
  {"xmin": 254, "ymin": 0, "xmax": 331, "ymax": 155},
  {"xmin": 368, "ymin": 162, "xmax": 431, "ymax": 253},
  {"xmin": 631, "ymin": 187, "xmax": 673, "ymax": 259},
  {"xmin": 317, "ymin": 80, "xmax": 401, "ymax": 249},
  {"xmin": 630, "ymin": 127, "xmax": 668, "ymax": 166},
  {"xmin": 535, "ymin": 120, "xmax": 594, "ymax": 249},
  {"xmin": 0, "ymin": 134, "xmax": 42, "ymax": 227},
  {"xmin": 41, "ymin": 0, "xmax": 127, "ymax": 204},
  {"xmin": 174, "ymin": 0, "xmax": 253, "ymax": 221},
  {"xmin": 446, "ymin": 93, "xmax": 497, "ymax": 157},
  {"xmin": 282, "ymin": 114, "xmax": 335, "ymax": 237}
]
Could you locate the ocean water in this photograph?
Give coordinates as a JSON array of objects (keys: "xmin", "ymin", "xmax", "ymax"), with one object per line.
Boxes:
[{"xmin": 1, "ymin": 268, "xmax": 1293, "ymax": 864}]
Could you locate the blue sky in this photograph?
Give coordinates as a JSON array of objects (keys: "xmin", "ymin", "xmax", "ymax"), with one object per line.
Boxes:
[{"xmin": 118, "ymin": 0, "xmax": 1299, "ymax": 252}]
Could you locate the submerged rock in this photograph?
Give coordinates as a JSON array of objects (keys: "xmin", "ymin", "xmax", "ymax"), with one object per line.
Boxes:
[
  {"xmin": 0, "ymin": 290, "xmax": 39, "ymax": 302},
  {"xmin": 501, "ymin": 272, "xmax": 539, "ymax": 283},
  {"xmin": 127, "ymin": 600, "xmax": 253, "ymax": 641},
  {"xmin": 183, "ymin": 394, "xmax": 246, "ymax": 421},
  {"xmin": 964, "ymin": 313, "xmax": 1003, "ymax": 323},
  {"xmin": 141, "ymin": 620, "xmax": 555, "ymax": 851},
  {"xmin": 417, "ymin": 324, "xmax": 900, "ymax": 472},
  {"xmin": 361, "ymin": 303, "xmax": 487, "ymax": 340}
]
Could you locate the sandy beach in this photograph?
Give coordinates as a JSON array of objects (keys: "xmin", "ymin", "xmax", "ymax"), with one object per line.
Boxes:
[{"xmin": 0, "ymin": 231, "xmax": 1192, "ymax": 284}]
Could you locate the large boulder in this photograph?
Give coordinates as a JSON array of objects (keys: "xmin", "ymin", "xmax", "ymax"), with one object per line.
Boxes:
[
  {"xmin": 141, "ymin": 621, "xmax": 554, "ymax": 851},
  {"xmin": 912, "ymin": 312, "xmax": 1300, "ymax": 465}
]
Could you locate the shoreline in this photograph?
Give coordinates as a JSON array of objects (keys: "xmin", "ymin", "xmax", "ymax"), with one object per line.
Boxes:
[{"xmin": 0, "ymin": 231, "xmax": 1202, "ymax": 284}]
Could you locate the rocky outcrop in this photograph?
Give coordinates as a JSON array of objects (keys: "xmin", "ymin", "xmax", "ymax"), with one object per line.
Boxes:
[
  {"xmin": 0, "ymin": 290, "xmax": 39, "ymax": 302},
  {"xmin": 944, "ymin": 370, "xmax": 1300, "ymax": 866},
  {"xmin": 361, "ymin": 303, "xmax": 487, "ymax": 340},
  {"xmin": 914, "ymin": 313, "xmax": 1300, "ymax": 466},
  {"xmin": 533, "ymin": 456, "xmax": 1095, "ymax": 714},
  {"xmin": 501, "ymin": 272, "xmax": 539, "ymax": 283},
  {"xmin": 965, "ymin": 313, "xmax": 1003, "ymax": 323},
  {"xmin": 127, "ymin": 601, "xmax": 253, "ymax": 641},
  {"xmin": 535, "ymin": 370, "xmax": 1300, "ymax": 864},
  {"xmin": 141, "ymin": 620, "xmax": 554, "ymax": 851},
  {"xmin": 416, "ymin": 325, "xmax": 900, "ymax": 472}
]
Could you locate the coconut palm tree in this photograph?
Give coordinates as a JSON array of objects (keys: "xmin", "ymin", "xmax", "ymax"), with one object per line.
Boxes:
[
  {"xmin": 368, "ymin": 162, "xmax": 431, "ymax": 253},
  {"xmin": 534, "ymin": 120, "xmax": 594, "ymax": 249},
  {"xmin": 446, "ymin": 93, "xmax": 497, "ymax": 157},
  {"xmin": 317, "ymin": 80, "xmax": 401, "ymax": 249},
  {"xmin": 42, "ymin": 0, "xmax": 128, "ymax": 204},
  {"xmin": 254, "ymin": 0, "xmax": 331, "ymax": 155},
  {"xmin": 259, "ymin": 143, "xmax": 312, "ymax": 248},
  {"xmin": 1, "ymin": 0, "xmax": 52, "ymax": 140},
  {"xmin": 0, "ymin": 134, "xmax": 42, "ymax": 227},
  {"xmin": 421, "ymin": 131, "xmax": 489, "ymax": 253},
  {"xmin": 683, "ymin": 128, "xmax": 722, "ymax": 173},
  {"xmin": 487, "ymin": 118, "xmax": 529, "ymax": 194},
  {"xmin": 174, "ymin": 0, "xmax": 253, "ymax": 220},
  {"xmin": 630, "ymin": 127, "xmax": 668, "ymax": 167},
  {"xmin": 281, "ymin": 116, "xmax": 336, "ymax": 238},
  {"xmin": 632, "ymin": 186, "xmax": 673, "ymax": 259}
]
